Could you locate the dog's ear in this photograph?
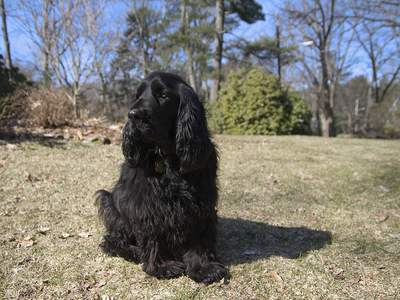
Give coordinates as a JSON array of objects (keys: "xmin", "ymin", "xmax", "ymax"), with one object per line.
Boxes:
[{"xmin": 176, "ymin": 83, "xmax": 212, "ymax": 173}]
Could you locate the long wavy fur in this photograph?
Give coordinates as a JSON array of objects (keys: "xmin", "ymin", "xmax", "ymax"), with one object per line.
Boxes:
[
  {"xmin": 95, "ymin": 72, "xmax": 227, "ymax": 284},
  {"xmin": 176, "ymin": 83, "xmax": 213, "ymax": 173}
]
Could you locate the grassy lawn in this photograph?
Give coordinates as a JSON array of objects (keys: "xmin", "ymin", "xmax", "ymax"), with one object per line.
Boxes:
[{"xmin": 1, "ymin": 135, "xmax": 399, "ymax": 299}]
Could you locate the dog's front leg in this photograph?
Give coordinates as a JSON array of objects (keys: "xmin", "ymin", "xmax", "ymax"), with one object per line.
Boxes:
[
  {"xmin": 141, "ymin": 240, "xmax": 159, "ymax": 275},
  {"xmin": 141, "ymin": 240, "xmax": 185, "ymax": 279},
  {"xmin": 182, "ymin": 225, "xmax": 227, "ymax": 284},
  {"xmin": 183, "ymin": 247, "xmax": 227, "ymax": 284}
]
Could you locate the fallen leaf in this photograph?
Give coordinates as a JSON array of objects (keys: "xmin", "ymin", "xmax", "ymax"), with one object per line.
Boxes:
[
  {"xmin": 269, "ymin": 271, "xmax": 284, "ymax": 284},
  {"xmin": 6, "ymin": 144, "xmax": 17, "ymax": 150},
  {"xmin": 379, "ymin": 185, "xmax": 390, "ymax": 193},
  {"xmin": 18, "ymin": 237, "xmax": 35, "ymax": 248},
  {"xmin": 60, "ymin": 233, "xmax": 73, "ymax": 239},
  {"xmin": 333, "ymin": 268, "xmax": 345, "ymax": 279},
  {"xmin": 27, "ymin": 173, "xmax": 39, "ymax": 182},
  {"xmin": 38, "ymin": 227, "xmax": 50, "ymax": 234},
  {"xmin": 17, "ymin": 257, "xmax": 33, "ymax": 265},
  {"xmin": 23, "ymin": 235, "xmax": 33, "ymax": 241},
  {"xmin": 96, "ymin": 280, "xmax": 107, "ymax": 288},
  {"xmin": 109, "ymin": 124, "xmax": 120, "ymax": 130},
  {"xmin": 43, "ymin": 133, "xmax": 56, "ymax": 138},
  {"xmin": 83, "ymin": 130, "xmax": 94, "ymax": 136},
  {"xmin": 19, "ymin": 240, "xmax": 35, "ymax": 248},
  {"xmin": 377, "ymin": 215, "xmax": 389, "ymax": 223},
  {"xmin": 78, "ymin": 232, "xmax": 92, "ymax": 238},
  {"xmin": 76, "ymin": 130, "xmax": 83, "ymax": 140}
]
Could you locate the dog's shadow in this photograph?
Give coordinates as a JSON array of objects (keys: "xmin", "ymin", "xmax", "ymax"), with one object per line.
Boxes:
[{"xmin": 218, "ymin": 217, "xmax": 332, "ymax": 265}]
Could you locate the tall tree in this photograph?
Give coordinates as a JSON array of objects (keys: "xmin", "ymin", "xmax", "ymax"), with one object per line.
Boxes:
[
  {"xmin": 354, "ymin": 17, "xmax": 400, "ymax": 105},
  {"xmin": 346, "ymin": 0, "xmax": 400, "ymax": 133},
  {"xmin": 0, "ymin": 0, "xmax": 12, "ymax": 71},
  {"xmin": 349, "ymin": 0, "xmax": 400, "ymax": 31},
  {"xmin": 210, "ymin": 0, "xmax": 225, "ymax": 102},
  {"xmin": 121, "ymin": 1, "xmax": 171, "ymax": 78},
  {"xmin": 283, "ymin": 0, "xmax": 355, "ymax": 137},
  {"xmin": 335, "ymin": 75, "xmax": 370, "ymax": 134},
  {"xmin": 180, "ymin": 0, "xmax": 196, "ymax": 90},
  {"xmin": 85, "ymin": 0, "xmax": 118, "ymax": 109},
  {"xmin": 167, "ymin": 0, "xmax": 214, "ymax": 96},
  {"xmin": 238, "ymin": 18, "xmax": 297, "ymax": 85},
  {"xmin": 108, "ymin": 1, "xmax": 175, "ymax": 118},
  {"xmin": 210, "ymin": 0, "xmax": 264, "ymax": 101},
  {"xmin": 16, "ymin": 0, "xmax": 60, "ymax": 86},
  {"xmin": 275, "ymin": 17, "xmax": 282, "ymax": 84},
  {"xmin": 46, "ymin": 0, "xmax": 96, "ymax": 118}
]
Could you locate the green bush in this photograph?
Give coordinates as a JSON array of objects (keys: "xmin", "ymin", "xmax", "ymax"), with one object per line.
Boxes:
[
  {"xmin": 208, "ymin": 68, "xmax": 311, "ymax": 135},
  {"xmin": 288, "ymin": 91, "xmax": 312, "ymax": 135}
]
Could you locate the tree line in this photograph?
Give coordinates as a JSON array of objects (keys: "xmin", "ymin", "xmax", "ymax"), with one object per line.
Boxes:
[{"xmin": 1, "ymin": 0, "xmax": 399, "ymax": 137}]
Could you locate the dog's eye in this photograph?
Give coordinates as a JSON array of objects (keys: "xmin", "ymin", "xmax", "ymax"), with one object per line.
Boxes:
[{"xmin": 159, "ymin": 93, "xmax": 168, "ymax": 103}]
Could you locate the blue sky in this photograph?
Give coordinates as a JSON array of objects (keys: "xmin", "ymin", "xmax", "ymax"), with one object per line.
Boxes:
[
  {"xmin": 0, "ymin": 0, "xmax": 372, "ymax": 78},
  {"xmin": 1, "ymin": 0, "xmax": 277, "ymax": 66}
]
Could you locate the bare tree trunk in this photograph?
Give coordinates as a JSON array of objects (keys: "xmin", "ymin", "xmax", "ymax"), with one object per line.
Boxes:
[
  {"xmin": 142, "ymin": 48, "xmax": 149, "ymax": 77},
  {"xmin": 42, "ymin": 0, "xmax": 52, "ymax": 87},
  {"xmin": 284, "ymin": 0, "xmax": 346, "ymax": 137},
  {"xmin": 319, "ymin": 108, "xmax": 335, "ymax": 137},
  {"xmin": 362, "ymin": 84, "xmax": 373, "ymax": 134},
  {"xmin": 73, "ymin": 88, "xmax": 81, "ymax": 120},
  {"xmin": 180, "ymin": 0, "xmax": 196, "ymax": 91},
  {"xmin": 275, "ymin": 21, "xmax": 282, "ymax": 85},
  {"xmin": 354, "ymin": 98, "xmax": 359, "ymax": 134},
  {"xmin": 99, "ymin": 71, "xmax": 107, "ymax": 104},
  {"xmin": 186, "ymin": 51, "xmax": 196, "ymax": 91},
  {"xmin": 346, "ymin": 111, "xmax": 353, "ymax": 134},
  {"xmin": 210, "ymin": 0, "xmax": 224, "ymax": 102},
  {"xmin": 319, "ymin": 42, "xmax": 336, "ymax": 137},
  {"xmin": 0, "ymin": 0, "xmax": 12, "ymax": 71}
]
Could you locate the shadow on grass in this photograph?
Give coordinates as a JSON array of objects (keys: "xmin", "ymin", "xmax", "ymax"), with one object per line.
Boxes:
[
  {"xmin": 0, "ymin": 128, "xmax": 66, "ymax": 148},
  {"xmin": 218, "ymin": 217, "xmax": 332, "ymax": 265}
]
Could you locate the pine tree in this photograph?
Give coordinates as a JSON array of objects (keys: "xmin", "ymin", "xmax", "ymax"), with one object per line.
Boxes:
[{"xmin": 210, "ymin": 0, "xmax": 265, "ymax": 101}]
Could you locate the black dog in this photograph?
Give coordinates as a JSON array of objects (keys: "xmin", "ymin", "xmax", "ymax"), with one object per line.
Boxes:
[{"xmin": 96, "ymin": 72, "xmax": 227, "ymax": 284}]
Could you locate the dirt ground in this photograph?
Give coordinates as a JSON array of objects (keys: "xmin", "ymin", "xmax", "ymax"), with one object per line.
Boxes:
[{"xmin": 1, "ymin": 135, "xmax": 399, "ymax": 299}]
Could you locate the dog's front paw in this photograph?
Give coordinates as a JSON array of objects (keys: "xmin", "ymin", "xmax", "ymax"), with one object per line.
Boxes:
[
  {"xmin": 187, "ymin": 262, "xmax": 227, "ymax": 284},
  {"xmin": 144, "ymin": 261, "xmax": 186, "ymax": 279}
]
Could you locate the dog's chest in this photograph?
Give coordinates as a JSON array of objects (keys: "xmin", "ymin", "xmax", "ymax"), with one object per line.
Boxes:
[{"xmin": 124, "ymin": 172, "xmax": 203, "ymax": 238}]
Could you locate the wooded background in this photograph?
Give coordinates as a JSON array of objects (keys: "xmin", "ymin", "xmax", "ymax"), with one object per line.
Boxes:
[{"xmin": 1, "ymin": 0, "xmax": 399, "ymax": 138}]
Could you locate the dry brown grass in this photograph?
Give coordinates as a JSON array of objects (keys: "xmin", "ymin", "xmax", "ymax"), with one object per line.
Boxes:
[
  {"xmin": 1, "ymin": 135, "xmax": 399, "ymax": 299},
  {"xmin": 0, "ymin": 87, "xmax": 75, "ymax": 128}
]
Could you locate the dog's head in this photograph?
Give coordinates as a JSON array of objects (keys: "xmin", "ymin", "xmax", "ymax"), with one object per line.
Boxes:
[{"xmin": 122, "ymin": 71, "xmax": 212, "ymax": 173}]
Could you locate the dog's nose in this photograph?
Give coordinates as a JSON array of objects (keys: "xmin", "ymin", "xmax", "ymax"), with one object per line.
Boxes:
[{"xmin": 128, "ymin": 109, "xmax": 142, "ymax": 120}]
